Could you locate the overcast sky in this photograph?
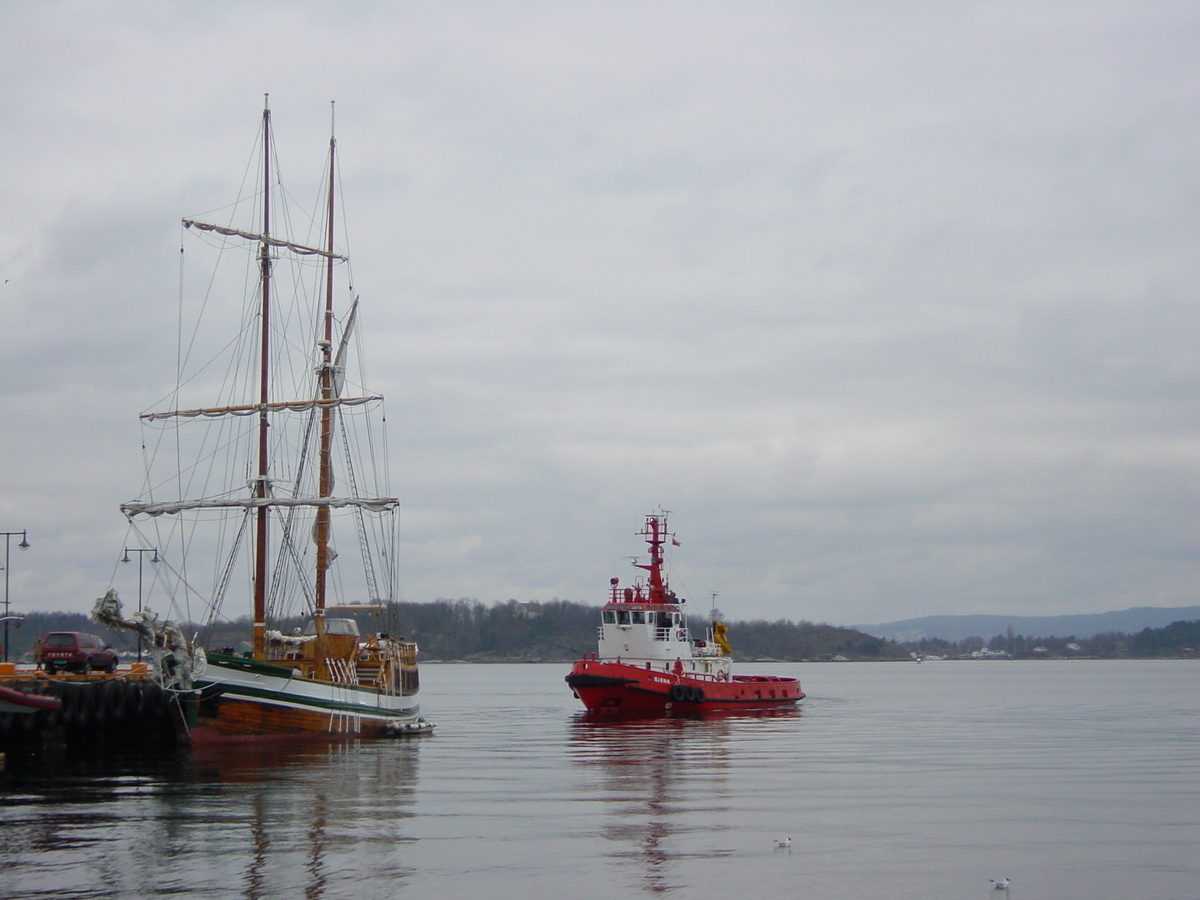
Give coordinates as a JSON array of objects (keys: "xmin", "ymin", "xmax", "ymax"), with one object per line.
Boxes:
[{"xmin": 0, "ymin": 2, "xmax": 1196, "ymax": 629}]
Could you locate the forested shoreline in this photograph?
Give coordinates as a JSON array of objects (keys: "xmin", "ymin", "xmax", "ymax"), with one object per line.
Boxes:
[{"xmin": 6, "ymin": 600, "xmax": 1198, "ymax": 663}]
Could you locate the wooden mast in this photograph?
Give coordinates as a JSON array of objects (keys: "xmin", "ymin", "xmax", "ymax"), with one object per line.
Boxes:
[
  {"xmin": 314, "ymin": 102, "xmax": 337, "ymax": 625},
  {"xmin": 253, "ymin": 96, "xmax": 272, "ymax": 660}
]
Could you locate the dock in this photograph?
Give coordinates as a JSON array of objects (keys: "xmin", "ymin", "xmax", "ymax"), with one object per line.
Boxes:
[{"xmin": 0, "ymin": 664, "xmax": 178, "ymax": 752}]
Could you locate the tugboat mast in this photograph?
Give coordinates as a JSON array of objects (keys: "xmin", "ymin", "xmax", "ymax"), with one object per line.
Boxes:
[{"xmin": 633, "ymin": 511, "xmax": 673, "ymax": 605}]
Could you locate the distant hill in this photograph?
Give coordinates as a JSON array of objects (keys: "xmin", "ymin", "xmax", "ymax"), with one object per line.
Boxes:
[
  {"xmin": 857, "ymin": 606, "xmax": 1200, "ymax": 642},
  {"xmin": 10, "ymin": 600, "xmax": 909, "ymax": 663}
]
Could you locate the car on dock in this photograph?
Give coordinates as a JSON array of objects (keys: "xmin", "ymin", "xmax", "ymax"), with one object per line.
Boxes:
[{"xmin": 40, "ymin": 632, "xmax": 119, "ymax": 675}]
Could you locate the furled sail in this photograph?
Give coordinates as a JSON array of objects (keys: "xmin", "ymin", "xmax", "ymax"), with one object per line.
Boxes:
[
  {"xmin": 122, "ymin": 496, "xmax": 398, "ymax": 518},
  {"xmin": 182, "ymin": 218, "xmax": 347, "ymax": 260},
  {"xmin": 141, "ymin": 395, "xmax": 381, "ymax": 421}
]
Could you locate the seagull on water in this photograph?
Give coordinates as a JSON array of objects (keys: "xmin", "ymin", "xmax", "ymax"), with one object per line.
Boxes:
[
  {"xmin": 775, "ymin": 837, "xmax": 792, "ymax": 849},
  {"xmin": 990, "ymin": 877, "xmax": 1011, "ymax": 890}
]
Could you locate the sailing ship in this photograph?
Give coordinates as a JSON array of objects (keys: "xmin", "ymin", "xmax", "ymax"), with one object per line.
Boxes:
[
  {"xmin": 565, "ymin": 511, "xmax": 804, "ymax": 713},
  {"xmin": 95, "ymin": 99, "xmax": 430, "ymax": 744}
]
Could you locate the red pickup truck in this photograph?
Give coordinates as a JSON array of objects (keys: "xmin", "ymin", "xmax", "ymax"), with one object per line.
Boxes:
[{"xmin": 40, "ymin": 632, "xmax": 119, "ymax": 675}]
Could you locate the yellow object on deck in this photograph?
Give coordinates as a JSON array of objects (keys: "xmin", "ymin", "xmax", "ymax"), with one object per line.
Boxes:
[{"xmin": 712, "ymin": 621, "xmax": 733, "ymax": 655}]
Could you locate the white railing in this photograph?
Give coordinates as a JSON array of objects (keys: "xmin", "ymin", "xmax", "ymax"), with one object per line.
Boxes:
[{"xmin": 326, "ymin": 658, "xmax": 360, "ymax": 685}]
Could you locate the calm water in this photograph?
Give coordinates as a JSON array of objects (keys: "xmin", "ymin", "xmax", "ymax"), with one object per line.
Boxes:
[{"xmin": 1, "ymin": 661, "xmax": 1197, "ymax": 899}]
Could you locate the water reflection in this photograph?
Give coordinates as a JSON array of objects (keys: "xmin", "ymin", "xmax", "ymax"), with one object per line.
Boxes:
[
  {"xmin": 568, "ymin": 708, "xmax": 800, "ymax": 894},
  {"xmin": 0, "ymin": 740, "xmax": 423, "ymax": 900}
]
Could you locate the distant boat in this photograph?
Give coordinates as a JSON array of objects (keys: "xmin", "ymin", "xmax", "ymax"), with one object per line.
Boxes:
[
  {"xmin": 565, "ymin": 511, "xmax": 804, "ymax": 713},
  {"xmin": 96, "ymin": 100, "xmax": 430, "ymax": 744}
]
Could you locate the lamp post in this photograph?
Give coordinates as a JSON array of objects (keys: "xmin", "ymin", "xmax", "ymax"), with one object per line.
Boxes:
[
  {"xmin": 122, "ymin": 547, "xmax": 159, "ymax": 662},
  {"xmin": 2, "ymin": 530, "xmax": 31, "ymax": 664}
]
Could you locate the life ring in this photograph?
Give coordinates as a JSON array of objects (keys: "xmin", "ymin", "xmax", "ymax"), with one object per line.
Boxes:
[{"xmin": 670, "ymin": 684, "xmax": 687, "ymax": 702}]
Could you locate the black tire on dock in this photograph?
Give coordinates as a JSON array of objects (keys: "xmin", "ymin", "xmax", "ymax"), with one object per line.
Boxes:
[
  {"xmin": 106, "ymin": 681, "xmax": 126, "ymax": 721},
  {"xmin": 140, "ymin": 683, "xmax": 158, "ymax": 719},
  {"xmin": 57, "ymin": 687, "xmax": 73, "ymax": 725},
  {"xmin": 75, "ymin": 686, "xmax": 92, "ymax": 725},
  {"xmin": 44, "ymin": 690, "xmax": 63, "ymax": 728},
  {"xmin": 143, "ymin": 683, "xmax": 167, "ymax": 720},
  {"xmin": 128, "ymin": 682, "xmax": 145, "ymax": 717},
  {"xmin": 71, "ymin": 686, "xmax": 88, "ymax": 726}
]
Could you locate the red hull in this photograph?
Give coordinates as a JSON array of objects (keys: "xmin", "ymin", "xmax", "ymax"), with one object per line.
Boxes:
[{"xmin": 566, "ymin": 659, "xmax": 803, "ymax": 714}]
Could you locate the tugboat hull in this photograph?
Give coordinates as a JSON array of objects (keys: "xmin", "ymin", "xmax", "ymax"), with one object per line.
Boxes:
[{"xmin": 566, "ymin": 659, "xmax": 803, "ymax": 713}]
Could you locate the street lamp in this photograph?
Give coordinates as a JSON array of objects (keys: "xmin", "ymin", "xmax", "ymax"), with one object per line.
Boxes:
[
  {"xmin": 2, "ymin": 530, "xmax": 31, "ymax": 664},
  {"xmin": 122, "ymin": 547, "xmax": 159, "ymax": 662}
]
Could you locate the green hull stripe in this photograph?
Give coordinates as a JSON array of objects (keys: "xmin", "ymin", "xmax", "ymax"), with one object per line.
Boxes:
[
  {"xmin": 198, "ymin": 681, "xmax": 421, "ymax": 716},
  {"xmin": 197, "ymin": 664, "xmax": 417, "ymax": 715}
]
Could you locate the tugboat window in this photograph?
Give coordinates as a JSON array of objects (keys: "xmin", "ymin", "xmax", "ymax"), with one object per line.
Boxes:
[
  {"xmin": 631, "ymin": 610, "xmax": 645, "ymax": 624},
  {"xmin": 616, "ymin": 610, "xmax": 631, "ymax": 626},
  {"xmin": 602, "ymin": 610, "xmax": 616, "ymax": 624}
]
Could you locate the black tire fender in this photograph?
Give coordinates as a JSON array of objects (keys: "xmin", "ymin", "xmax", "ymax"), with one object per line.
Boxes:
[
  {"xmin": 106, "ymin": 681, "xmax": 126, "ymax": 721},
  {"xmin": 130, "ymin": 682, "xmax": 146, "ymax": 716},
  {"xmin": 74, "ymin": 687, "xmax": 91, "ymax": 725}
]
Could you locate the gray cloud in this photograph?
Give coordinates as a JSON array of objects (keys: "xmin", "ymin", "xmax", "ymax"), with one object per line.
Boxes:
[{"xmin": 0, "ymin": 2, "xmax": 1195, "ymax": 627}]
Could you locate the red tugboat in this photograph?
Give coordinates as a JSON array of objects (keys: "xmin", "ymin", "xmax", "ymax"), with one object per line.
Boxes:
[{"xmin": 566, "ymin": 511, "xmax": 804, "ymax": 713}]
